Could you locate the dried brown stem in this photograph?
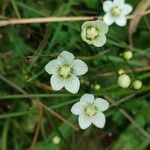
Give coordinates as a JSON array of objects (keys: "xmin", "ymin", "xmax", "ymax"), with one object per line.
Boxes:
[
  {"xmin": 39, "ymin": 102, "xmax": 79, "ymax": 131},
  {"xmin": 105, "ymin": 95, "xmax": 150, "ymax": 138},
  {"xmin": 30, "ymin": 104, "xmax": 43, "ymax": 150},
  {"xmin": 94, "ymin": 66, "xmax": 150, "ymax": 77},
  {"xmin": 0, "ymin": 9, "xmax": 150, "ymax": 27}
]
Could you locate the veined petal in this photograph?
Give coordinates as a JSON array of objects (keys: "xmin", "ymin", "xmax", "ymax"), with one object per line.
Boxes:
[
  {"xmin": 45, "ymin": 59, "xmax": 59, "ymax": 74},
  {"xmin": 64, "ymin": 75, "xmax": 80, "ymax": 94},
  {"xmin": 92, "ymin": 112, "xmax": 106, "ymax": 128},
  {"xmin": 80, "ymin": 94, "xmax": 95, "ymax": 105},
  {"xmin": 81, "ymin": 21, "xmax": 96, "ymax": 30},
  {"xmin": 114, "ymin": 0, "xmax": 124, "ymax": 5},
  {"xmin": 115, "ymin": 16, "xmax": 126, "ymax": 26},
  {"xmin": 94, "ymin": 98, "xmax": 109, "ymax": 112},
  {"xmin": 95, "ymin": 20, "xmax": 108, "ymax": 34},
  {"xmin": 122, "ymin": 4, "xmax": 133, "ymax": 15},
  {"xmin": 50, "ymin": 74, "xmax": 64, "ymax": 91},
  {"xmin": 57, "ymin": 51, "xmax": 74, "ymax": 63},
  {"xmin": 103, "ymin": 1, "xmax": 113, "ymax": 12},
  {"xmin": 103, "ymin": 14, "xmax": 115, "ymax": 26},
  {"xmin": 71, "ymin": 102, "xmax": 83, "ymax": 115},
  {"xmin": 78, "ymin": 114, "xmax": 92, "ymax": 129},
  {"xmin": 93, "ymin": 34, "xmax": 106, "ymax": 47},
  {"xmin": 72, "ymin": 59, "xmax": 88, "ymax": 76}
]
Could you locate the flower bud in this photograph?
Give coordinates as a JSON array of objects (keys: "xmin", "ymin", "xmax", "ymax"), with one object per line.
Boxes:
[
  {"xmin": 94, "ymin": 84, "xmax": 101, "ymax": 90},
  {"xmin": 132, "ymin": 80, "xmax": 143, "ymax": 90},
  {"xmin": 117, "ymin": 74, "xmax": 131, "ymax": 88},
  {"xmin": 123, "ymin": 51, "xmax": 133, "ymax": 60},
  {"xmin": 52, "ymin": 136, "xmax": 61, "ymax": 145},
  {"xmin": 118, "ymin": 69, "xmax": 125, "ymax": 75}
]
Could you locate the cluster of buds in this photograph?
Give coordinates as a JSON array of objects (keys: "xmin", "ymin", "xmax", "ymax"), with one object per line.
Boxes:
[{"xmin": 117, "ymin": 69, "xmax": 143, "ymax": 90}]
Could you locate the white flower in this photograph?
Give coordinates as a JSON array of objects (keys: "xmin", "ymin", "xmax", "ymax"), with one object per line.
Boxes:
[
  {"xmin": 71, "ymin": 94, "xmax": 109, "ymax": 129},
  {"xmin": 81, "ymin": 20, "xmax": 108, "ymax": 47},
  {"xmin": 103, "ymin": 0, "xmax": 133, "ymax": 26},
  {"xmin": 45, "ymin": 51, "xmax": 88, "ymax": 94}
]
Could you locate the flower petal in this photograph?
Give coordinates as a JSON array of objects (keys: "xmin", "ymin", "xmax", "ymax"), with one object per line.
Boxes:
[
  {"xmin": 94, "ymin": 98, "xmax": 109, "ymax": 112},
  {"xmin": 81, "ymin": 21, "xmax": 96, "ymax": 30},
  {"xmin": 93, "ymin": 34, "xmax": 106, "ymax": 47},
  {"xmin": 57, "ymin": 51, "xmax": 74, "ymax": 63},
  {"xmin": 103, "ymin": 14, "xmax": 115, "ymax": 26},
  {"xmin": 122, "ymin": 4, "xmax": 133, "ymax": 15},
  {"xmin": 78, "ymin": 114, "xmax": 92, "ymax": 129},
  {"xmin": 103, "ymin": 1, "xmax": 113, "ymax": 12},
  {"xmin": 115, "ymin": 16, "xmax": 126, "ymax": 26},
  {"xmin": 114, "ymin": 0, "xmax": 124, "ymax": 5},
  {"xmin": 95, "ymin": 20, "xmax": 108, "ymax": 34},
  {"xmin": 71, "ymin": 102, "xmax": 83, "ymax": 115},
  {"xmin": 45, "ymin": 59, "xmax": 59, "ymax": 74},
  {"xmin": 50, "ymin": 74, "xmax": 64, "ymax": 91},
  {"xmin": 72, "ymin": 59, "xmax": 88, "ymax": 76},
  {"xmin": 92, "ymin": 112, "xmax": 106, "ymax": 128},
  {"xmin": 64, "ymin": 75, "xmax": 80, "ymax": 94},
  {"xmin": 80, "ymin": 94, "xmax": 95, "ymax": 105}
]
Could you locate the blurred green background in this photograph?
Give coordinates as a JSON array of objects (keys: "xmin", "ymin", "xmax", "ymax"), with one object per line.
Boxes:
[{"xmin": 0, "ymin": 0, "xmax": 150, "ymax": 150}]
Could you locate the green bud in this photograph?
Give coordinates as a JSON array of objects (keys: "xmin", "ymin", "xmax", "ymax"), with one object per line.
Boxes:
[
  {"xmin": 123, "ymin": 51, "xmax": 133, "ymax": 60},
  {"xmin": 132, "ymin": 80, "xmax": 143, "ymax": 90},
  {"xmin": 117, "ymin": 74, "xmax": 131, "ymax": 88}
]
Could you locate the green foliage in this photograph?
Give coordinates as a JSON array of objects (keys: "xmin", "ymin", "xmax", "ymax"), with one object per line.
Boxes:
[{"xmin": 0, "ymin": 0, "xmax": 150, "ymax": 150}]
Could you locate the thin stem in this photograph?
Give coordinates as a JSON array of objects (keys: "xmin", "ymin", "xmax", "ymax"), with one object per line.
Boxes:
[
  {"xmin": 0, "ymin": 9, "xmax": 150, "ymax": 27},
  {"xmin": 30, "ymin": 104, "xmax": 43, "ymax": 150},
  {"xmin": 94, "ymin": 66, "xmax": 150, "ymax": 77},
  {"xmin": 39, "ymin": 102, "xmax": 79, "ymax": 131},
  {"xmin": 105, "ymin": 95, "xmax": 150, "ymax": 138},
  {"xmin": 0, "ymin": 16, "xmax": 100, "ymax": 27},
  {"xmin": 0, "ymin": 93, "xmax": 81, "ymax": 100}
]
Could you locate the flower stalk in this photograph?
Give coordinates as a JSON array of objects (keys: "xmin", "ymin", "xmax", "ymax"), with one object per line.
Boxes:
[{"xmin": 0, "ymin": 9, "xmax": 149, "ymax": 27}]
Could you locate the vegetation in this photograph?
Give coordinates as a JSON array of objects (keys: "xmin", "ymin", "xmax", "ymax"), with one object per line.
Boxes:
[{"xmin": 0, "ymin": 0, "xmax": 150, "ymax": 149}]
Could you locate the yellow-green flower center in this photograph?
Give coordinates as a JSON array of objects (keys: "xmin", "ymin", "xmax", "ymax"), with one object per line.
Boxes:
[
  {"xmin": 86, "ymin": 27, "xmax": 98, "ymax": 40},
  {"xmin": 85, "ymin": 104, "xmax": 97, "ymax": 117},
  {"xmin": 111, "ymin": 6, "xmax": 121, "ymax": 17},
  {"xmin": 59, "ymin": 65, "xmax": 72, "ymax": 78}
]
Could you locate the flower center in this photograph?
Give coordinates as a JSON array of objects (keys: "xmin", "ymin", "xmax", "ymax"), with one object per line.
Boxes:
[
  {"xmin": 111, "ymin": 6, "xmax": 121, "ymax": 17},
  {"xmin": 85, "ymin": 104, "xmax": 97, "ymax": 117},
  {"xmin": 86, "ymin": 27, "xmax": 98, "ymax": 40},
  {"xmin": 58, "ymin": 65, "xmax": 72, "ymax": 78}
]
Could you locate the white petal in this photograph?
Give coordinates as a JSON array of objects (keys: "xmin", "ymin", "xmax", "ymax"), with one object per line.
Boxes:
[
  {"xmin": 78, "ymin": 114, "xmax": 92, "ymax": 129},
  {"xmin": 64, "ymin": 75, "xmax": 80, "ymax": 94},
  {"xmin": 50, "ymin": 74, "xmax": 64, "ymax": 91},
  {"xmin": 103, "ymin": 1, "xmax": 113, "ymax": 12},
  {"xmin": 122, "ymin": 4, "xmax": 133, "ymax": 15},
  {"xmin": 45, "ymin": 59, "xmax": 59, "ymax": 74},
  {"xmin": 81, "ymin": 21, "xmax": 96, "ymax": 30},
  {"xmin": 103, "ymin": 14, "xmax": 115, "ymax": 26},
  {"xmin": 80, "ymin": 94, "xmax": 95, "ymax": 105},
  {"xmin": 94, "ymin": 98, "xmax": 109, "ymax": 112},
  {"xmin": 92, "ymin": 112, "xmax": 106, "ymax": 128},
  {"xmin": 95, "ymin": 20, "xmax": 108, "ymax": 34},
  {"xmin": 72, "ymin": 59, "xmax": 88, "ymax": 76},
  {"xmin": 93, "ymin": 34, "xmax": 106, "ymax": 47},
  {"xmin": 57, "ymin": 51, "xmax": 74, "ymax": 63},
  {"xmin": 71, "ymin": 102, "xmax": 83, "ymax": 115},
  {"xmin": 114, "ymin": 0, "xmax": 124, "ymax": 5},
  {"xmin": 115, "ymin": 16, "xmax": 126, "ymax": 26}
]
